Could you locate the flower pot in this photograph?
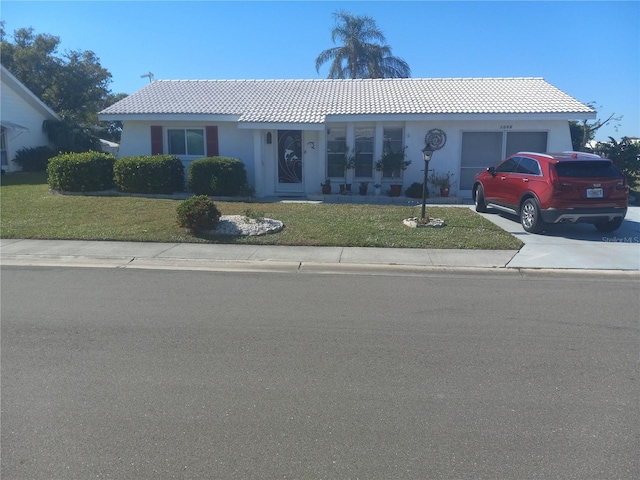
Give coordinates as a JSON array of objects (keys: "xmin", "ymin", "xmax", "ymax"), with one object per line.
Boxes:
[
  {"xmin": 390, "ymin": 184, "xmax": 402, "ymax": 197},
  {"xmin": 440, "ymin": 187, "xmax": 450, "ymax": 197},
  {"xmin": 359, "ymin": 186, "xmax": 368, "ymax": 196},
  {"xmin": 322, "ymin": 185, "xmax": 331, "ymax": 194}
]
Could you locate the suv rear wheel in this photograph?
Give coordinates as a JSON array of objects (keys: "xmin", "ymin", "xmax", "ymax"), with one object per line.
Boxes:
[
  {"xmin": 520, "ymin": 198, "xmax": 544, "ymax": 233},
  {"xmin": 594, "ymin": 217, "xmax": 623, "ymax": 232}
]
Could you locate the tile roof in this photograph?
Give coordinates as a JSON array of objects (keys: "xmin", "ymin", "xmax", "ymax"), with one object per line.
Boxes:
[{"xmin": 99, "ymin": 77, "xmax": 595, "ymax": 123}]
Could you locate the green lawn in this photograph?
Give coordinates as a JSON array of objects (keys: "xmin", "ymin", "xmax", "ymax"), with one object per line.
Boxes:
[{"xmin": 0, "ymin": 172, "xmax": 523, "ymax": 250}]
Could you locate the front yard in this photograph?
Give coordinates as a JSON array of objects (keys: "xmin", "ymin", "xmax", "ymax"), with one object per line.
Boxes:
[{"xmin": 0, "ymin": 172, "xmax": 523, "ymax": 250}]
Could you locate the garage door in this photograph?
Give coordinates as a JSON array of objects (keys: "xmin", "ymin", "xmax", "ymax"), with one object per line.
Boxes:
[{"xmin": 460, "ymin": 131, "xmax": 548, "ymax": 190}]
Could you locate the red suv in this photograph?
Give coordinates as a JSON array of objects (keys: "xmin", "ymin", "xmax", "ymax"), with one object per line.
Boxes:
[{"xmin": 473, "ymin": 151, "xmax": 628, "ymax": 233}]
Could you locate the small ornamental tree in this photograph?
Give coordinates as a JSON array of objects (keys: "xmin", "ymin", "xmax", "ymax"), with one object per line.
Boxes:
[
  {"xmin": 176, "ymin": 195, "xmax": 221, "ymax": 232},
  {"xmin": 598, "ymin": 137, "xmax": 640, "ymax": 186}
]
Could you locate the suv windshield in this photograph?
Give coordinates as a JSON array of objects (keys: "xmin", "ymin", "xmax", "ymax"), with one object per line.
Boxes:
[{"xmin": 555, "ymin": 161, "xmax": 620, "ymax": 178}]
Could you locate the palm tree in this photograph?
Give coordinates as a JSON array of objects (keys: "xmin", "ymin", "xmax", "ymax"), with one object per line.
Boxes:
[{"xmin": 315, "ymin": 11, "xmax": 411, "ymax": 79}]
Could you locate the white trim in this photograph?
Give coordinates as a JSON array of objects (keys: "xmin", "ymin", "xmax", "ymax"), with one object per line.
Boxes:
[{"xmin": 98, "ymin": 113, "xmax": 240, "ymax": 122}]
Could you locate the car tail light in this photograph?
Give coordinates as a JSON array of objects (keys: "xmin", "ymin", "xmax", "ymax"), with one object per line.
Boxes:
[
  {"xmin": 616, "ymin": 180, "xmax": 629, "ymax": 192},
  {"xmin": 549, "ymin": 164, "xmax": 567, "ymax": 195}
]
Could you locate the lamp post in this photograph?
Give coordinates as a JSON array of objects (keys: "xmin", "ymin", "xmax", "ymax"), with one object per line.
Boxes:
[{"xmin": 421, "ymin": 144, "xmax": 434, "ymax": 219}]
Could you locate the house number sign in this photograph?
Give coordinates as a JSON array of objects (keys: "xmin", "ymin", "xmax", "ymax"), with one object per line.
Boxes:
[{"xmin": 425, "ymin": 128, "xmax": 447, "ymax": 150}]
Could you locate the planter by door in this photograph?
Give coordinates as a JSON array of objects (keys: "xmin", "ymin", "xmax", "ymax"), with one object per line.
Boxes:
[
  {"xmin": 390, "ymin": 184, "xmax": 402, "ymax": 197},
  {"xmin": 322, "ymin": 185, "xmax": 331, "ymax": 194},
  {"xmin": 440, "ymin": 187, "xmax": 450, "ymax": 197}
]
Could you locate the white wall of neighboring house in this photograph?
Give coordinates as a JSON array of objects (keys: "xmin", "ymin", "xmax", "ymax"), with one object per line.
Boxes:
[{"xmin": 1, "ymin": 66, "xmax": 59, "ymax": 172}]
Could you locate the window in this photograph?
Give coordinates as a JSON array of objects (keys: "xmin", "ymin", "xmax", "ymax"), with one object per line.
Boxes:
[
  {"xmin": 495, "ymin": 157, "xmax": 520, "ymax": 173},
  {"xmin": 555, "ymin": 161, "xmax": 620, "ymax": 178},
  {"xmin": 167, "ymin": 129, "xmax": 204, "ymax": 156},
  {"xmin": 327, "ymin": 128, "xmax": 347, "ymax": 178},
  {"xmin": 515, "ymin": 157, "xmax": 542, "ymax": 175},
  {"xmin": 381, "ymin": 127, "xmax": 404, "ymax": 178},
  {"xmin": 354, "ymin": 127, "xmax": 374, "ymax": 177}
]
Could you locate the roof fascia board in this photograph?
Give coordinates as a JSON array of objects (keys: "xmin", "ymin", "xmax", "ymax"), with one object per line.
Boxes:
[
  {"xmin": 1, "ymin": 65, "xmax": 60, "ymax": 121},
  {"xmin": 324, "ymin": 112, "xmax": 597, "ymax": 122},
  {"xmin": 237, "ymin": 122, "xmax": 324, "ymax": 131},
  {"xmin": 97, "ymin": 113, "xmax": 241, "ymax": 122}
]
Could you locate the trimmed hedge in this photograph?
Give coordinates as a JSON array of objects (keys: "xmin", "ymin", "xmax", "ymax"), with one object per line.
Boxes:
[
  {"xmin": 47, "ymin": 151, "xmax": 116, "ymax": 192},
  {"xmin": 176, "ymin": 195, "xmax": 221, "ymax": 231},
  {"xmin": 13, "ymin": 146, "xmax": 57, "ymax": 172},
  {"xmin": 188, "ymin": 156, "xmax": 248, "ymax": 196},
  {"xmin": 114, "ymin": 155, "xmax": 184, "ymax": 194}
]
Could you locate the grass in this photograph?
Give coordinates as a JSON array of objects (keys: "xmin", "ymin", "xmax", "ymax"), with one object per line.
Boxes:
[{"xmin": 0, "ymin": 172, "xmax": 523, "ymax": 250}]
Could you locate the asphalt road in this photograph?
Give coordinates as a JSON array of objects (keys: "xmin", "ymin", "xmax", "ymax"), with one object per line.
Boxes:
[{"xmin": 2, "ymin": 267, "xmax": 638, "ymax": 479}]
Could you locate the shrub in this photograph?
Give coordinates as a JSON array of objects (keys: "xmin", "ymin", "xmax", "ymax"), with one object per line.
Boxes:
[
  {"xmin": 188, "ymin": 156, "xmax": 248, "ymax": 196},
  {"xmin": 176, "ymin": 195, "xmax": 221, "ymax": 231},
  {"xmin": 47, "ymin": 151, "xmax": 116, "ymax": 192},
  {"xmin": 114, "ymin": 155, "xmax": 184, "ymax": 194},
  {"xmin": 598, "ymin": 136, "xmax": 640, "ymax": 186},
  {"xmin": 12, "ymin": 146, "xmax": 57, "ymax": 172},
  {"xmin": 405, "ymin": 182, "xmax": 424, "ymax": 199}
]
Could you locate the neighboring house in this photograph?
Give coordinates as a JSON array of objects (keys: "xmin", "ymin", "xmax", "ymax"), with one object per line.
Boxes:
[
  {"xmin": 98, "ymin": 77, "xmax": 596, "ymax": 198},
  {"xmin": 1, "ymin": 65, "xmax": 60, "ymax": 172},
  {"xmin": 99, "ymin": 138, "xmax": 119, "ymax": 156}
]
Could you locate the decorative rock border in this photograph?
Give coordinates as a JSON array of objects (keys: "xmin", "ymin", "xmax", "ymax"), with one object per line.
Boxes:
[
  {"xmin": 403, "ymin": 217, "xmax": 446, "ymax": 228},
  {"xmin": 208, "ymin": 215, "xmax": 284, "ymax": 236}
]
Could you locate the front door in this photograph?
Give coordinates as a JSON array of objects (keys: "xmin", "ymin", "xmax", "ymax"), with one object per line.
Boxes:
[{"xmin": 277, "ymin": 130, "xmax": 303, "ymax": 193}]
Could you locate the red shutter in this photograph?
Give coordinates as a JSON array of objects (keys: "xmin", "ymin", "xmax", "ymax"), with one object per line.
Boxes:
[
  {"xmin": 151, "ymin": 126, "xmax": 163, "ymax": 155},
  {"xmin": 206, "ymin": 126, "xmax": 219, "ymax": 157}
]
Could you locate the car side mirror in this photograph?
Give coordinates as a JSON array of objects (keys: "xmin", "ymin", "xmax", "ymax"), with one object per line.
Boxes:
[{"xmin": 487, "ymin": 166, "xmax": 496, "ymax": 176}]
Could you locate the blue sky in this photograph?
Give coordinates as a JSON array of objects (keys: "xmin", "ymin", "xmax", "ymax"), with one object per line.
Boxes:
[{"xmin": 2, "ymin": 1, "xmax": 639, "ymax": 141}]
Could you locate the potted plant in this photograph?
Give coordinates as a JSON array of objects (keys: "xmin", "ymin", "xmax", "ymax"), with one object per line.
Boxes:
[
  {"xmin": 373, "ymin": 183, "xmax": 382, "ymax": 196},
  {"xmin": 358, "ymin": 181, "xmax": 369, "ymax": 196},
  {"xmin": 375, "ymin": 146, "xmax": 411, "ymax": 197},
  {"xmin": 428, "ymin": 171, "xmax": 455, "ymax": 197},
  {"xmin": 339, "ymin": 147, "xmax": 356, "ymax": 194},
  {"xmin": 321, "ymin": 179, "xmax": 331, "ymax": 194}
]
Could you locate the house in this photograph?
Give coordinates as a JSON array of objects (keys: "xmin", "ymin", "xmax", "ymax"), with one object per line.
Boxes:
[
  {"xmin": 98, "ymin": 77, "xmax": 596, "ymax": 198},
  {"xmin": 1, "ymin": 65, "xmax": 60, "ymax": 172}
]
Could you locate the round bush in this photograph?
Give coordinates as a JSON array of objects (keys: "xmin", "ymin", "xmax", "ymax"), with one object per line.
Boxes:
[
  {"xmin": 176, "ymin": 195, "xmax": 221, "ymax": 231},
  {"xmin": 188, "ymin": 156, "xmax": 248, "ymax": 196},
  {"xmin": 13, "ymin": 146, "xmax": 57, "ymax": 172},
  {"xmin": 114, "ymin": 155, "xmax": 184, "ymax": 194},
  {"xmin": 47, "ymin": 151, "xmax": 116, "ymax": 192},
  {"xmin": 405, "ymin": 182, "xmax": 424, "ymax": 199}
]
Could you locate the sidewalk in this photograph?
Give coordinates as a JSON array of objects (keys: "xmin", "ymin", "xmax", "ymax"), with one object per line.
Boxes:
[{"xmin": 1, "ymin": 238, "xmax": 518, "ymax": 274}]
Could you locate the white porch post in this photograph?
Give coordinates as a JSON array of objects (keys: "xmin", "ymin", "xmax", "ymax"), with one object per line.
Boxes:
[{"xmin": 253, "ymin": 130, "xmax": 263, "ymax": 197}]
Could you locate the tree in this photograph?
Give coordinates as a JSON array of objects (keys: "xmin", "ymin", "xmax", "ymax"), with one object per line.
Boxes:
[
  {"xmin": 597, "ymin": 137, "xmax": 640, "ymax": 186},
  {"xmin": 315, "ymin": 11, "xmax": 410, "ymax": 79},
  {"xmin": 1, "ymin": 22, "xmax": 125, "ymax": 149},
  {"xmin": 569, "ymin": 102, "xmax": 622, "ymax": 151}
]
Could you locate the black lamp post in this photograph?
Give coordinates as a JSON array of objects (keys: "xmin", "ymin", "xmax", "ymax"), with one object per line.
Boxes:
[{"xmin": 421, "ymin": 144, "xmax": 434, "ymax": 219}]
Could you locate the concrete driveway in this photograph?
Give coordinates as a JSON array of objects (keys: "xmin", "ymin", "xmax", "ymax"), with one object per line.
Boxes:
[{"xmin": 476, "ymin": 205, "xmax": 640, "ymax": 270}]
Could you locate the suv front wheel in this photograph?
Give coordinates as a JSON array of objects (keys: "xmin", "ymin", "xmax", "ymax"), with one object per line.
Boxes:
[
  {"xmin": 520, "ymin": 198, "xmax": 544, "ymax": 233},
  {"xmin": 474, "ymin": 184, "xmax": 487, "ymax": 213}
]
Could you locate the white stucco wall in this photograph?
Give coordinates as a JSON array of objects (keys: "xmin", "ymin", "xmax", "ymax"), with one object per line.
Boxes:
[
  {"xmin": 119, "ymin": 120, "xmax": 256, "ymax": 185},
  {"xmin": 1, "ymin": 80, "xmax": 56, "ymax": 171},
  {"xmin": 118, "ymin": 117, "xmax": 572, "ymax": 198}
]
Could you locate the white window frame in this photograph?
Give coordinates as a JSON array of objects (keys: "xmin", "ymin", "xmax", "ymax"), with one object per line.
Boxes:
[{"xmin": 167, "ymin": 128, "xmax": 205, "ymax": 156}]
